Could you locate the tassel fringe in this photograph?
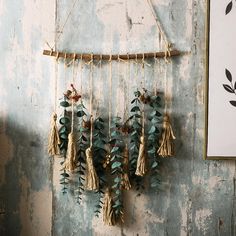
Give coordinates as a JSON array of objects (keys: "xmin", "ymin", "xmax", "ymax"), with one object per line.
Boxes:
[
  {"xmin": 157, "ymin": 114, "xmax": 176, "ymax": 157},
  {"xmin": 135, "ymin": 133, "xmax": 147, "ymax": 176},
  {"xmin": 103, "ymin": 188, "xmax": 115, "ymax": 226},
  {"xmin": 85, "ymin": 147, "xmax": 99, "ymax": 191},
  {"xmin": 64, "ymin": 132, "xmax": 77, "ymax": 172},
  {"xmin": 48, "ymin": 113, "xmax": 60, "ymax": 156}
]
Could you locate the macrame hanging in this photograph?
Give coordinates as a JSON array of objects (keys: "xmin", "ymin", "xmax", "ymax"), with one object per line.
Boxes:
[
  {"xmin": 48, "ymin": 53, "xmax": 61, "ymax": 156},
  {"xmin": 43, "ymin": 0, "xmax": 180, "ymax": 226},
  {"xmin": 85, "ymin": 55, "xmax": 99, "ymax": 191}
]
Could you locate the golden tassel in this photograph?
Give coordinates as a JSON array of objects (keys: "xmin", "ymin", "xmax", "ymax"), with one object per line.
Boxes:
[
  {"xmin": 85, "ymin": 147, "xmax": 99, "ymax": 191},
  {"xmin": 48, "ymin": 113, "xmax": 61, "ymax": 156},
  {"xmin": 103, "ymin": 188, "xmax": 115, "ymax": 226},
  {"xmin": 64, "ymin": 132, "xmax": 77, "ymax": 172},
  {"xmin": 157, "ymin": 114, "xmax": 176, "ymax": 157},
  {"xmin": 121, "ymin": 146, "xmax": 131, "ymax": 190},
  {"xmin": 135, "ymin": 128, "xmax": 147, "ymax": 176}
]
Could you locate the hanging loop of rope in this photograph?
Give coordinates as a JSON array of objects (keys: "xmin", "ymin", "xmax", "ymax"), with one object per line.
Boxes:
[
  {"xmin": 146, "ymin": 0, "xmax": 171, "ymax": 62},
  {"xmin": 89, "ymin": 53, "xmax": 94, "ymax": 147},
  {"xmin": 108, "ymin": 54, "xmax": 112, "ymax": 139}
]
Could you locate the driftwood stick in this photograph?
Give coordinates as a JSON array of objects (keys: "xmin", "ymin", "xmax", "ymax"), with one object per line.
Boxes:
[{"xmin": 43, "ymin": 49, "xmax": 182, "ymax": 61}]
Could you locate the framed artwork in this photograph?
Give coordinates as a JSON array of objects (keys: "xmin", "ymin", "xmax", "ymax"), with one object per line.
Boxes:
[{"xmin": 205, "ymin": 0, "xmax": 236, "ymax": 159}]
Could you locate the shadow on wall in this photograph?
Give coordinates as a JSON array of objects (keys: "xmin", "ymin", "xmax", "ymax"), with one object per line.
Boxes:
[{"xmin": 0, "ymin": 116, "xmax": 51, "ymax": 236}]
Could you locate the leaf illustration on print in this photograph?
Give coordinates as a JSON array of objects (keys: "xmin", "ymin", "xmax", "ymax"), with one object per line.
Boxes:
[
  {"xmin": 230, "ymin": 101, "xmax": 236, "ymax": 106},
  {"xmin": 226, "ymin": 1, "xmax": 233, "ymax": 15},
  {"xmin": 223, "ymin": 69, "xmax": 236, "ymax": 107},
  {"xmin": 225, "ymin": 68, "xmax": 232, "ymax": 81}
]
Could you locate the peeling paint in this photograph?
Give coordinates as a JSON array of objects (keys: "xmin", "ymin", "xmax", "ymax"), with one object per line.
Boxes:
[
  {"xmin": 195, "ymin": 209, "xmax": 212, "ymax": 235},
  {"xmin": 1, "ymin": 0, "xmax": 236, "ymax": 235}
]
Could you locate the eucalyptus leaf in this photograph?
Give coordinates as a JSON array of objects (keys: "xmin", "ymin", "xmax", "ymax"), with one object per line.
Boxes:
[
  {"xmin": 60, "ymin": 101, "xmax": 70, "ymax": 107},
  {"xmin": 59, "ymin": 126, "xmax": 67, "ymax": 133},
  {"xmin": 59, "ymin": 117, "xmax": 70, "ymax": 125},
  {"xmin": 148, "ymin": 148, "xmax": 156, "ymax": 154},
  {"xmin": 134, "ymin": 91, "xmax": 141, "ymax": 97},
  {"xmin": 77, "ymin": 110, "xmax": 86, "ymax": 117},
  {"xmin": 111, "ymin": 161, "xmax": 122, "ymax": 169},
  {"xmin": 131, "ymin": 106, "xmax": 140, "ymax": 112},
  {"xmin": 148, "ymin": 126, "xmax": 156, "ymax": 134},
  {"xmin": 61, "ymin": 173, "xmax": 69, "ymax": 178},
  {"xmin": 152, "ymin": 161, "xmax": 158, "ymax": 168},
  {"xmin": 111, "ymin": 146, "xmax": 119, "ymax": 153},
  {"xmin": 77, "ymin": 103, "xmax": 86, "ymax": 109},
  {"xmin": 114, "ymin": 176, "xmax": 121, "ymax": 183},
  {"xmin": 59, "ymin": 133, "xmax": 68, "ymax": 140}
]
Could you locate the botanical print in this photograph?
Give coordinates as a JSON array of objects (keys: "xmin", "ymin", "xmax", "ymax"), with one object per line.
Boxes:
[
  {"xmin": 207, "ymin": 0, "xmax": 236, "ymax": 157},
  {"xmin": 223, "ymin": 69, "xmax": 236, "ymax": 107}
]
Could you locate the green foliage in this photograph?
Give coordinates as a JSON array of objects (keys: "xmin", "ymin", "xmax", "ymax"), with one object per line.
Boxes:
[
  {"xmin": 147, "ymin": 95, "xmax": 162, "ymax": 191},
  {"xmin": 110, "ymin": 116, "xmax": 124, "ymax": 221},
  {"xmin": 59, "ymin": 95, "xmax": 71, "ymax": 194},
  {"xmin": 75, "ymin": 101, "xmax": 89, "ymax": 204},
  {"xmin": 93, "ymin": 117, "xmax": 107, "ymax": 217},
  {"xmin": 128, "ymin": 90, "xmax": 144, "ymax": 190}
]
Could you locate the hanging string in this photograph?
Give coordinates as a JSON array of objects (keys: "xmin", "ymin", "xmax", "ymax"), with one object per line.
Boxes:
[
  {"xmin": 89, "ymin": 54, "xmax": 94, "ymax": 147},
  {"xmin": 146, "ymin": 0, "xmax": 171, "ymax": 61},
  {"xmin": 164, "ymin": 61, "xmax": 168, "ymax": 114},
  {"xmin": 108, "ymin": 54, "xmax": 112, "ymax": 139},
  {"xmin": 135, "ymin": 55, "xmax": 148, "ymax": 176},
  {"xmin": 97, "ymin": 55, "xmax": 102, "ymax": 117},
  {"xmin": 134, "ymin": 54, "xmax": 139, "ymax": 90},
  {"xmin": 54, "ymin": 52, "xmax": 59, "ymax": 111},
  {"xmin": 64, "ymin": 53, "xmax": 68, "ymax": 88},
  {"xmin": 64, "ymin": 54, "xmax": 78, "ymax": 172},
  {"xmin": 71, "ymin": 54, "xmax": 77, "ymax": 132},
  {"xmin": 123, "ymin": 54, "xmax": 129, "ymax": 123},
  {"xmin": 79, "ymin": 54, "xmax": 83, "ymax": 103},
  {"xmin": 141, "ymin": 54, "xmax": 146, "ymax": 134},
  {"xmin": 47, "ymin": 52, "xmax": 61, "ymax": 156},
  {"xmin": 154, "ymin": 53, "xmax": 158, "ymax": 96},
  {"xmin": 85, "ymin": 54, "xmax": 99, "ymax": 190}
]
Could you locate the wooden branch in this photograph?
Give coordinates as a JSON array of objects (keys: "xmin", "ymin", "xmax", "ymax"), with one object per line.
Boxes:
[{"xmin": 43, "ymin": 49, "xmax": 182, "ymax": 61}]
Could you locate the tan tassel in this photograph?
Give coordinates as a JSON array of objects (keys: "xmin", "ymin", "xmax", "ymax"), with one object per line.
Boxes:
[
  {"xmin": 48, "ymin": 113, "xmax": 61, "ymax": 156},
  {"xmin": 64, "ymin": 132, "xmax": 77, "ymax": 172},
  {"xmin": 157, "ymin": 114, "xmax": 176, "ymax": 157},
  {"xmin": 85, "ymin": 147, "xmax": 99, "ymax": 191},
  {"xmin": 103, "ymin": 188, "xmax": 115, "ymax": 226},
  {"xmin": 121, "ymin": 146, "xmax": 131, "ymax": 190},
  {"xmin": 135, "ymin": 131, "xmax": 147, "ymax": 176}
]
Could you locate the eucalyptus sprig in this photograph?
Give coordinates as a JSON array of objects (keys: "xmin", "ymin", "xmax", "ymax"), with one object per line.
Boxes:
[
  {"xmin": 75, "ymin": 101, "xmax": 89, "ymax": 204},
  {"xmin": 93, "ymin": 117, "xmax": 107, "ymax": 217},
  {"xmin": 147, "ymin": 95, "xmax": 162, "ymax": 190},
  {"xmin": 110, "ymin": 116, "xmax": 124, "ymax": 222},
  {"xmin": 59, "ymin": 95, "xmax": 71, "ymax": 194},
  {"xmin": 128, "ymin": 90, "xmax": 143, "ymax": 190}
]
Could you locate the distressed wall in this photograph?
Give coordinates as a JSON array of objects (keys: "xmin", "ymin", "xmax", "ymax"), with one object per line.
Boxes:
[{"xmin": 0, "ymin": 0, "xmax": 235, "ymax": 236}]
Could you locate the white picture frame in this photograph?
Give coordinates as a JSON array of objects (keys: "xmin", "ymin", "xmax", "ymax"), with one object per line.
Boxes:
[{"xmin": 205, "ymin": 0, "xmax": 236, "ymax": 159}]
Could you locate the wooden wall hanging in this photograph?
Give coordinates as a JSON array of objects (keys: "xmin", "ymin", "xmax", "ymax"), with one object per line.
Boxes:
[{"xmin": 45, "ymin": 0, "xmax": 181, "ymax": 226}]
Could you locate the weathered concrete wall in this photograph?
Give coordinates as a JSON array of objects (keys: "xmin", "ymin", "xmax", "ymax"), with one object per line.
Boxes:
[
  {"xmin": 0, "ymin": 0, "xmax": 236, "ymax": 236},
  {"xmin": 0, "ymin": 0, "xmax": 54, "ymax": 235}
]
